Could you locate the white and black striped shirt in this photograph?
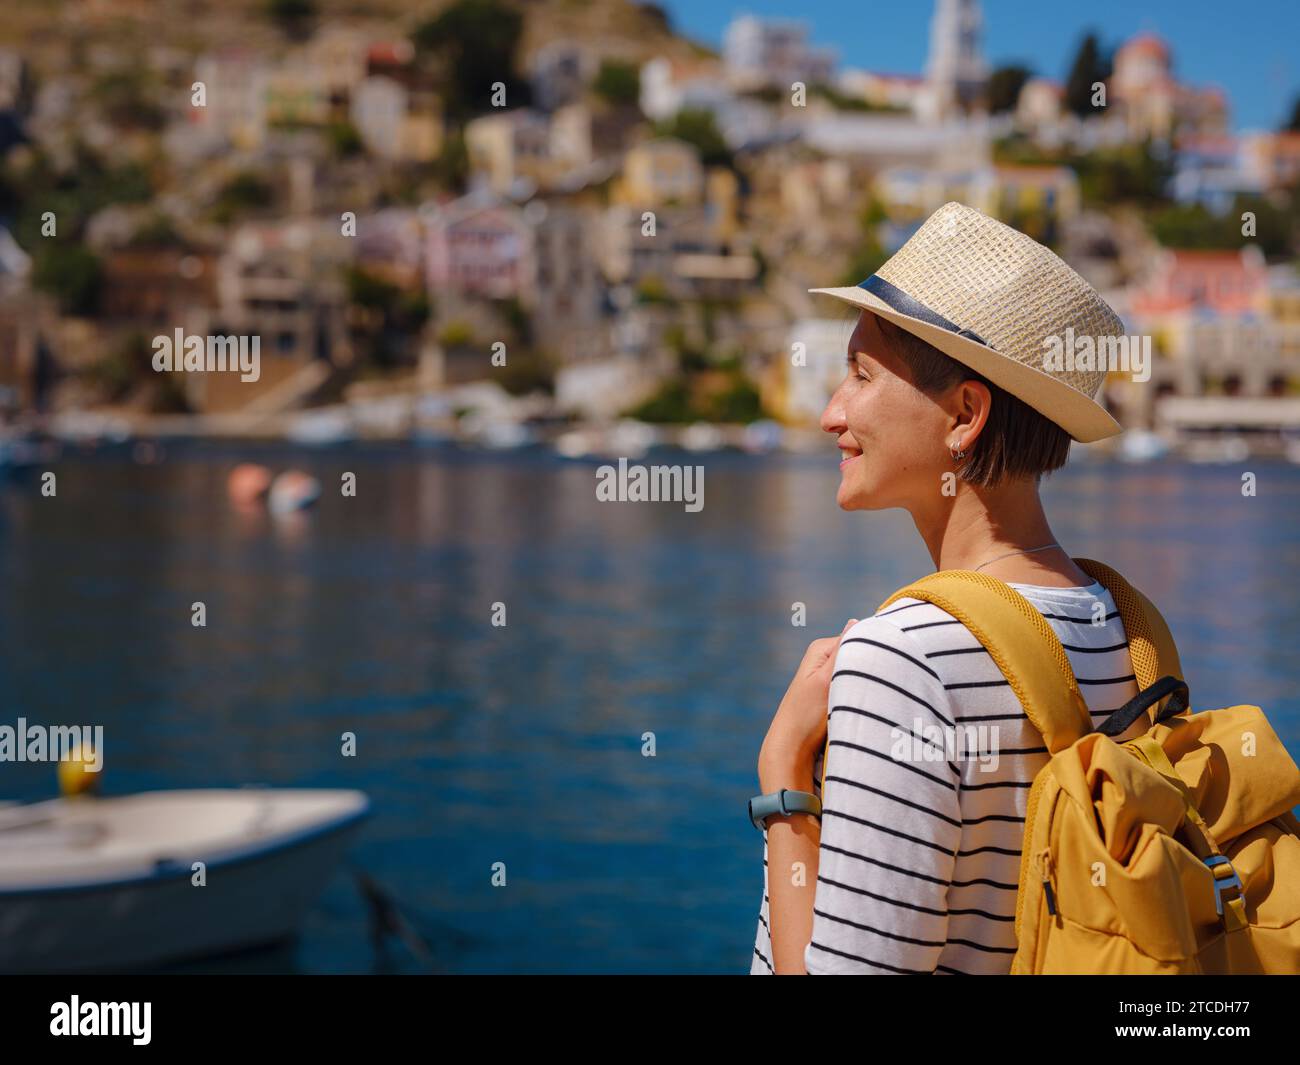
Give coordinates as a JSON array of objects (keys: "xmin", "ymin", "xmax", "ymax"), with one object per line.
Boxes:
[{"xmin": 751, "ymin": 580, "xmax": 1143, "ymax": 975}]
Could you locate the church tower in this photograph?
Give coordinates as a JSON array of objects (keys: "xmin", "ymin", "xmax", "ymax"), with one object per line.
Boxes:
[{"xmin": 923, "ymin": 0, "xmax": 988, "ymax": 120}]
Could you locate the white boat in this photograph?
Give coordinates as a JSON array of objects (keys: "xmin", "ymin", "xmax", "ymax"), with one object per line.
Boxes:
[
  {"xmin": 1116, "ymin": 428, "xmax": 1170, "ymax": 463},
  {"xmin": 0, "ymin": 788, "xmax": 369, "ymax": 973},
  {"xmin": 284, "ymin": 408, "xmax": 356, "ymax": 446}
]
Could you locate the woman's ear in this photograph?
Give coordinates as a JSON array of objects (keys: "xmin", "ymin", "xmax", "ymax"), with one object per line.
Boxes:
[{"xmin": 949, "ymin": 379, "xmax": 992, "ymax": 453}]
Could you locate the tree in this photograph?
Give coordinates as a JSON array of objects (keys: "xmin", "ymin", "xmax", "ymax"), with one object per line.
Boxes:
[
  {"xmin": 33, "ymin": 244, "xmax": 103, "ymax": 316},
  {"xmin": 593, "ymin": 60, "xmax": 640, "ymax": 108},
  {"xmin": 654, "ymin": 108, "xmax": 731, "ymax": 168},
  {"xmin": 1285, "ymin": 95, "xmax": 1300, "ymax": 133},
  {"xmin": 1064, "ymin": 33, "xmax": 1110, "ymax": 118},
  {"xmin": 265, "ymin": 0, "xmax": 317, "ymax": 38},
  {"xmin": 413, "ymin": 0, "xmax": 529, "ymax": 121},
  {"xmin": 986, "ymin": 65, "xmax": 1032, "ymax": 115}
]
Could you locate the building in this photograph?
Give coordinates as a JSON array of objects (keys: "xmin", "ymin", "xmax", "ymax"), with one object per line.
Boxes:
[
  {"xmin": 191, "ymin": 50, "xmax": 269, "ymax": 150},
  {"xmin": 356, "ymin": 208, "xmax": 426, "ymax": 291},
  {"xmin": 919, "ymin": 0, "xmax": 987, "ymax": 122},
  {"xmin": 723, "ymin": 16, "xmax": 837, "ymax": 91},
  {"xmin": 639, "ymin": 56, "xmax": 732, "ymax": 122},
  {"xmin": 530, "ymin": 203, "xmax": 606, "ymax": 363},
  {"xmin": 873, "ymin": 163, "xmax": 1078, "ymax": 244},
  {"xmin": 615, "ymin": 137, "xmax": 704, "ymax": 207},
  {"xmin": 193, "ymin": 221, "xmax": 352, "ymax": 412},
  {"xmin": 767, "ymin": 317, "xmax": 852, "ymax": 424},
  {"xmin": 464, "ymin": 109, "xmax": 552, "ymax": 195},
  {"xmin": 1016, "ymin": 78, "xmax": 1063, "ymax": 131},
  {"xmin": 1241, "ymin": 132, "xmax": 1300, "ymax": 194},
  {"xmin": 1112, "ymin": 246, "xmax": 1289, "ymax": 427},
  {"xmin": 350, "ymin": 76, "xmax": 442, "ymax": 162},
  {"xmin": 424, "ymin": 193, "xmax": 536, "ymax": 304},
  {"xmin": 464, "ymin": 106, "xmax": 593, "ymax": 195},
  {"xmin": 1171, "ymin": 134, "xmax": 1259, "ymax": 214},
  {"xmin": 528, "ymin": 41, "xmax": 595, "ymax": 112},
  {"xmin": 836, "ymin": 70, "xmax": 925, "ymax": 114},
  {"xmin": 1130, "ymin": 246, "xmax": 1270, "ymax": 319},
  {"xmin": 599, "ymin": 203, "xmax": 757, "ymax": 302},
  {"xmin": 1109, "ymin": 33, "xmax": 1228, "ymax": 142}
]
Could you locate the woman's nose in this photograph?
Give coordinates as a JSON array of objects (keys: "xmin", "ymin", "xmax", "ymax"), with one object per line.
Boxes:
[{"xmin": 820, "ymin": 385, "xmax": 847, "ymax": 435}]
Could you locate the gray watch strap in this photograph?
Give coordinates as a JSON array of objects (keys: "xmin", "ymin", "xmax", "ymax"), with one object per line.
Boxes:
[{"xmin": 748, "ymin": 788, "xmax": 822, "ymax": 830}]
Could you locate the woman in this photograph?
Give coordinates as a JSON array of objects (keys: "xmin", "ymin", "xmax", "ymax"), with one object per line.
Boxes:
[{"xmin": 750, "ymin": 202, "xmax": 1146, "ymax": 975}]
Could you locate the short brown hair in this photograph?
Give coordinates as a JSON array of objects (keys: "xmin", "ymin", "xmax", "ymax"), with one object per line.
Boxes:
[{"xmin": 875, "ymin": 316, "xmax": 1072, "ymax": 486}]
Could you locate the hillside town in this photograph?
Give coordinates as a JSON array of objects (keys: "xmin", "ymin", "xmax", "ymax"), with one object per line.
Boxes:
[{"xmin": 1, "ymin": 0, "xmax": 1299, "ymax": 460}]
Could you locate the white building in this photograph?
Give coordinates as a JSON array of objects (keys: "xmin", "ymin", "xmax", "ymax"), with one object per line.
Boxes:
[
  {"xmin": 723, "ymin": 16, "xmax": 836, "ymax": 91},
  {"xmin": 919, "ymin": 0, "xmax": 987, "ymax": 122}
]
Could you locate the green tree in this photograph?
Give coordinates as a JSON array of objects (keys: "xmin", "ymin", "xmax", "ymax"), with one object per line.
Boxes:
[
  {"xmin": 345, "ymin": 266, "xmax": 431, "ymax": 369},
  {"xmin": 211, "ymin": 171, "xmax": 274, "ymax": 224},
  {"xmin": 593, "ymin": 60, "xmax": 640, "ymax": 108},
  {"xmin": 33, "ymin": 244, "xmax": 102, "ymax": 316},
  {"xmin": 265, "ymin": 0, "xmax": 317, "ymax": 38},
  {"xmin": 1075, "ymin": 139, "xmax": 1173, "ymax": 207},
  {"xmin": 1285, "ymin": 95, "xmax": 1300, "ymax": 133},
  {"xmin": 1064, "ymin": 33, "xmax": 1110, "ymax": 118},
  {"xmin": 432, "ymin": 130, "xmax": 470, "ymax": 193},
  {"xmin": 328, "ymin": 121, "xmax": 363, "ymax": 158},
  {"xmin": 654, "ymin": 107, "xmax": 731, "ymax": 168},
  {"xmin": 413, "ymin": 0, "xmax": 528, "ymax": 121},
  {"xmin": 987, "ymin": 65, "xmax": 1032, "ymax": 114}
]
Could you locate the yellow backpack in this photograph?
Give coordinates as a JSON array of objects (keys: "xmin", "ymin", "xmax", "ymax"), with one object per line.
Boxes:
[{"xmin": 838, "ymin": 558, "xmax": 1300, "ymax": 974}]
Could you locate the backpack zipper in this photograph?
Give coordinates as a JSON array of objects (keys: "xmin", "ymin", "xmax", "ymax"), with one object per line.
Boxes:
[{"xmin": 1038, "ymin": 849, "xmax": 1057, "ymax": 916}]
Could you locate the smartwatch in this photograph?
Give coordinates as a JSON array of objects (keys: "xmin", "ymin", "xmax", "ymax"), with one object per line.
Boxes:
[{"xmin": 748, "ymin": 788, "xmax": 822, "ymax": 830}]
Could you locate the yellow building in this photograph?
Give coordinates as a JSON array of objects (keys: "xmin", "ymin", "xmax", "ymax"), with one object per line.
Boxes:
[{"xmin": 615, "ymin": 138, "xmax": 705, "ymax": 208}]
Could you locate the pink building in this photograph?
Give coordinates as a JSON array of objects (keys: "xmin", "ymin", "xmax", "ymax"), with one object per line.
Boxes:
[
  {"xmin": 1130, "ymin": 247, "xmax": 1268, "ymax": 317},
  {"xmin": 424, "ymin": 195, "xmax": 535, "ymax": 303}
]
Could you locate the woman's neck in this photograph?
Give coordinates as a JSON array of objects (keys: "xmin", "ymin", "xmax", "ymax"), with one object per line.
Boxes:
[{"xmin": 910, "ymin": 478, "xmax": 1091, "ymax": 586}]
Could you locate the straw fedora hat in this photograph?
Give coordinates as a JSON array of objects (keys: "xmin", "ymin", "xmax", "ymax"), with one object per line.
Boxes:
[{"xmin": 810, "ymin": 201, "xmax": 1125, "ymax": 442}]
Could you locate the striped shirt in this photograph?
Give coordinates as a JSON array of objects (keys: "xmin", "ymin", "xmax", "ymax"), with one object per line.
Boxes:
[{"xmin": 750, "ymin": 579, "xmax": 1144, "ymax": 975}]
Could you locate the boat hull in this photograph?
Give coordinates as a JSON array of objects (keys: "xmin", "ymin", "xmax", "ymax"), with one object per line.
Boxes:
[{"xmin": 0, "ymin": 791, "xmax": 368, "ymax": 973}]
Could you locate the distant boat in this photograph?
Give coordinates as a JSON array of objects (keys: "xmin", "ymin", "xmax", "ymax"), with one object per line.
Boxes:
[
  {"xmin": 680, "ymin": 423, "xmax": 726, "ymax": 453},
  {"xmin": 609, "ymin": 420, "xmax": 658, "ymax": 458},
  {"xmin": 1183, "ymin": 436, "xmax": 1250, "ymax": 464},
  {"xmin": 0, "ymin": 429, "xmax": 58, "ymax": 469},
  {"xmin": 742, "ymin": 420, "xmax": 784, "ymax": 454},
  {"xmin": 1116, "ymin": 429, "xmax": 1170, "ymax": 464},
  {"xmin": 463, "ymin": 418, "xmax": 533, "ymax": 450},
  {"xmin": 554, "ymin": 428, "xmax": 600, "ymax": 459},
  {"xmin": 0, "ymin": 789, "xmax": 369, "ymax": 973},
  {"xmin": 284, "ymin": 408, "xmax": 356, "ymax": 446}
]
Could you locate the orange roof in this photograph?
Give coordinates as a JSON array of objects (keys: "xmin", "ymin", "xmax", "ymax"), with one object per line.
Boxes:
[{"xmin": 1121, "ymin": 32, "xmax": 1170, "ymax": 59}]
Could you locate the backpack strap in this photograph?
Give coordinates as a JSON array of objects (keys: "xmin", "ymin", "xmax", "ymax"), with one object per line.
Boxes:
[
  {"xmin": 879, "ymin": 571, "xmax": 1093, "ymax": 754},
  {"xmin": 820, "ymin": 569, "xmax": 1090, "ymax": 790},
  {"xmin": 817, "ymin": 563, "xmax": 1179, "ymax": 787},
  {"xmin": 1074, "ymin": 558, "xmax": 1184, "ymax": 725}
]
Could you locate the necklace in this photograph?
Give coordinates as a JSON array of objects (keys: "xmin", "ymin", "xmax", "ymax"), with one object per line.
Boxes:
[{"xmin": 972, "ymin": 543, "xmax": 1062, "ymax": 572}]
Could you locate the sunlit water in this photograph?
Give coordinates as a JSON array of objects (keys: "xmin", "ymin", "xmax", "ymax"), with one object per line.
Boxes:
[{"xmin": 2, "ymin": 443, "xmax": 1298, "ymax": 973}]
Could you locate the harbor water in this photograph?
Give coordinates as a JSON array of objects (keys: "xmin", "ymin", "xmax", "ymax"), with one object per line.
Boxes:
[{"xmin": 2, "ymin": 443, "xmax": 1298, "ymax": 973}]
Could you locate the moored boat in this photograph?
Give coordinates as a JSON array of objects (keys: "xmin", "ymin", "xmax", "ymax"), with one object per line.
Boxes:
[{"xmin": 0, "ymin": 788, "xmax": 369, "ymax": 973}]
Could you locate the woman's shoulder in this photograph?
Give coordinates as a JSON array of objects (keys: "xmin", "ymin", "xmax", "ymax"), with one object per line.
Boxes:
[{"xmin": 835, "ymin": 605, "xmax": 957, "ymax": 688}]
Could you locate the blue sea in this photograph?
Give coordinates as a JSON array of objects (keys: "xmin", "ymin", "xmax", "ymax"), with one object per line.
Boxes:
[{"xmin": 2, "ymin": 443, "xmax": 1298, "ymax": 973}]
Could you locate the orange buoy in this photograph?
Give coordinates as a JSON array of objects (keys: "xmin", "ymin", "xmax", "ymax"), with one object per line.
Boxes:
[{"xmin": 228, "ymin": 463, "xmax": 273, "ymax": 506}]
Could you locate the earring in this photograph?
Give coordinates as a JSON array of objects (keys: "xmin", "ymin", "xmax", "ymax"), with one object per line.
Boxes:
[{"xmin": 949, "ymin": 441, "xmax": 966, "ymax": 461}]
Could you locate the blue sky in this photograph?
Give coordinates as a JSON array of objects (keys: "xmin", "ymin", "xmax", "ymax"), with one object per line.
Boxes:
[{"xmin": 658, "ymin": 0, "xmax": 1299, "ymax": 131}]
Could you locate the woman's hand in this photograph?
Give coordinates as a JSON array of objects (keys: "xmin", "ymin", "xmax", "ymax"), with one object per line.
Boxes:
[{"xmin": 759, "ymin": 619, "xmax": 857, "ymax": 790}]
